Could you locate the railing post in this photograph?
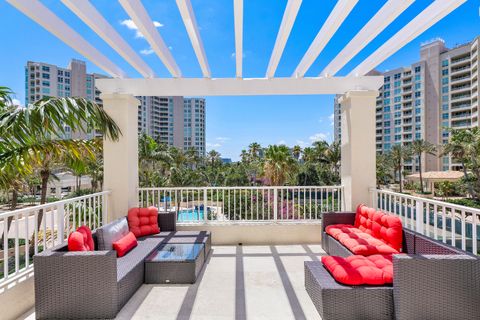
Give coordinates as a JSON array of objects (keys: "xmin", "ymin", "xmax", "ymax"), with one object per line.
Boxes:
[
  {"xmin": 416, "ymin": 200, "xmax": 424, "ymax": 234},
  {"xmin": 204, "ymin": 188, "xmax": 208, "ymax": 223},
  {"xmin": 102, "ymin": 193, "xmax": 108, "ymax": 226},
  {"xmin": 56, "ymin": 204, "xmax": 65, "ymax": 245},
  {"xmin": 273, "ymin": 188, "xmax": 278, "ymax": 220}
]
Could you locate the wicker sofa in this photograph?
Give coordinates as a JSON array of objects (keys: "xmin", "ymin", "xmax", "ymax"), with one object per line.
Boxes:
[
  {"xmin": 34, "ymin": 212, "xmax": 211, "ymax": 320},
  {"xmin": 305, "ymin": 210, "xmax": 480, "ymax": 320}
]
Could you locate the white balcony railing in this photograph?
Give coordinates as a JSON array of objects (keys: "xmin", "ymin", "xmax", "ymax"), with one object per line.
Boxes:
[
  {"xmin": 0, "ymin": 191, "xmax": 110, "ymax": 287},
  {"xmin": 371, "ymin": 189, "xmax": 479, "ymax": 256},
  {"xmin": 139, "ymin": 186, "xmax": 344, "ymax": 223}
]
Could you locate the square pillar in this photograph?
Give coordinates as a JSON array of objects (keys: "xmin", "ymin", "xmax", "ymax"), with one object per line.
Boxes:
[
  {"xmin": 339, "ymin": 90, "xmax": 378, "ymax": 211},
  {"xmin": 101, "ymin": 93, "xmax": 139, "ymax": 221}
]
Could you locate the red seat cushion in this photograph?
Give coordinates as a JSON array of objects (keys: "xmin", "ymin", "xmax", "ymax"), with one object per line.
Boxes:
[
  {"xmin": 325, "ymin": 224, "xmax": 399, "ymax": 255},
  {"xmin": 127, "ymin": 207, "xmax": 160, "ymax": 237},
  {"xmin": 354, "ymin": 204, "xmax": 403, "ymax": 252},
  {"xmin": 112, "ymin": 232, "xmax": 138, "ymax": 257},
  {"xmin": 322, "ymin": 254, "xmax": 394, "ymax": 285},
  {"xmin": 68, "ymin": 225, "xmax": 94, "ymax": 251}
]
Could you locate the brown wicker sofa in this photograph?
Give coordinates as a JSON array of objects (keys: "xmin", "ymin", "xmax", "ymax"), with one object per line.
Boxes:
[
  {"xmin": 305, "ymin": 211, "xmax": 480, "ymax": 320},
  {"xmin": 34, "ymin": 212, "xmax": 211, "ymax": 320}
]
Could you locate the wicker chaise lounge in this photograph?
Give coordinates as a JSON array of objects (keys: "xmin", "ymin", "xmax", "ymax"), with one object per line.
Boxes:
[
  {"xmin": 305, "ymin": 209, "xmax": 480, "ymax": 320},
  {"xmin": 34, "ymin": 212, "xmax": 211, "ymax": 320}
]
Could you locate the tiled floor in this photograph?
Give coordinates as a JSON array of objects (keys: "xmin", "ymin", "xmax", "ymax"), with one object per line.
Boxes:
[{"xmin": 19, "ymin": 245, "xmax": 326, "ymax": 320}]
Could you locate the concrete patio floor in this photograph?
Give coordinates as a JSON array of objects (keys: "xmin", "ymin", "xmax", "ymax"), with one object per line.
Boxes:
[{"xmin": 19, "ymin": 244, "xmax": 326, "ymax": 320}]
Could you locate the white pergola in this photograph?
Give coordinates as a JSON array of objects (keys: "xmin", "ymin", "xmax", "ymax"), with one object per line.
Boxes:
[{"xmin": 7, "ymin": 0, "xmax": 466, "ymax": 219}]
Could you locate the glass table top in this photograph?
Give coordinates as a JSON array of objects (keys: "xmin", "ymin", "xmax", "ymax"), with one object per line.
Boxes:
[{"xmin": 146, "ymin": 243, "xmax": 204, "ymax": 262}]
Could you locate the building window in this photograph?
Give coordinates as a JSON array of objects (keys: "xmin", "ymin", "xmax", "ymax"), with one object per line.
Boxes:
[
  {"xmin": 394, "ymin": 88, "xmax": 401, "ymax": 95},
  {"xmin": 42, "ymin": 73, "xmax": 50, "ymax": 79},
  {"xmin": 384, "ymin": 76, "xmax": 390, "ymax": 82},
  {"xmin": 383, "ymin": 106, "xmax": 390, "ymax": 112},
  {"xmin": 415, "ymin": 83, "xmax": 421, "ymax": 90},
  {"xmin": 415, "ymin": 108, "xmax": 421, "ymax": 114},
  {"xmin": 394, "ymin": 73, "xmax": 401, "ymax": 80},
  {"xmin": 42, "ymin": 81, "xmax": 50, "ymax": 87},
  {"xmin": 415, "ymin": 99, "xmax": 421, "ymax": 106},
  {"xmin": 394, "ymin": 104, "xmax": 401, "ymax": 110},
  {"xmin": 442, "ymin": 69, "xmax": 448, "ymax": 76},
  {"xmin": 414, "ymin": 66, "xmax": 421, "ymax": 73},
  {"xmin": 394, "ymin": 96, "xmax": 401, "ymax": 103},
  {"xmin": 442, "ymin": 77, "xmax": 449, "ymax": 85},
  {"xmin": 383, "ymin": 91, "xmax": 390, "ymax": 98},
  {"xmin": 42, "ymin": 66, "xmax": 50, "ymax": 72},
  {"xmin": 414, "ymin": 92, "xmax": 421, "ymax": 98},
  {"xmin": 442, "ymin": 113, "xmax": 449, "ymax": 119},
  {"xmin": 394, "ymin": 81, "xmax": 401, "ymax": 87},
  {"xmin": 442, "ymin": 86, "xmax": 449, "ymax": 93},
  {"xmin": 442, "ymin": 60, "xmax": 449, "ymax": 67}
]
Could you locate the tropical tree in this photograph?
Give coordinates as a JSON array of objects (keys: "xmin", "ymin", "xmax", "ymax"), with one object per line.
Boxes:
[
  {"xmin": 0, "ymin": 89, "xmax": 121, "ymax": 233},
  {"xmin": 292, "ymin": 145, "xmax": 302, "ymax": 161},
  {"xmin": 263, "ymin": 145, "xmax": 297, "ymax": 185},
  {"xmin": 324, "ymin": 142, "xmax": 341, "ymax": 178},
  {"xmin": 390, "ymin": 144, "xmax": 412, "ymax": 193},
  {"xmin": 376, "ymin": 153, "xmax": 393, "ymax": 188},
  {"xmin": 442, "ymin": 129, "xmax": 479, "ymax": 199},
  {"xmin": 248, "ymin": 142, "xmax": 261, "ymax": 159},
  {"xmin": 410, "ymin": 140, "xmax": 436, "ymax": 193}
]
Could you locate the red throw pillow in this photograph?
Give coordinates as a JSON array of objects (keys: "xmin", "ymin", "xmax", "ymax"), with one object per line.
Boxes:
[
  {"xmin": 112, "ymin": 232, "xmax": 138, "ymax": 257},
  {"xmin": 68, "ymin": 225, "xmax": 94, "ymax": 251},
  {"xmin": 127, "ymin": 207, "xmax": 160, "ymax": 237}
]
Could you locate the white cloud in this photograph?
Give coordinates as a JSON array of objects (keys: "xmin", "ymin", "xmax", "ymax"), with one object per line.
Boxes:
[
  {"xmin": 329, "ymin": 113, "xmax": 335, "ymax": 126},
  {"xmin": 277, "ymin": 140, "xmax": 286, "ymax": 145},
  {"xmin": 11, "ymin": 98, "xmax": 21, "ymax": 106},
  {"xmin": 206, "ymin": 142, "xmax": 221, "ymax": 148},
  {"xmin": 295, "ymin": 140, "xmax": 308, "ymax": 148},
  {"xmin": 216, "ymin": 137, "xmax": 230, "ymax": 143},
  {"xmin": 309, "ymin": 133, "xmax": 329, "ymax": 142},
  {"xmin": 140, "ymin": 48, "xmax": 154, "ymax": 55},
  {"xmin": 120, "ymin": 19, "xmax": 163, "ymax": 38}
]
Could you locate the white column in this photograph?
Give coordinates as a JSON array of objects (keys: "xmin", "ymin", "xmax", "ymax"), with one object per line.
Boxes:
[
  {"xmin": 101, "ymin": 93, "xmax": 139, "ymax": 221},
  {"xmin": 339, "ymin": 90, "xmax": 378, "ymax": 211}
]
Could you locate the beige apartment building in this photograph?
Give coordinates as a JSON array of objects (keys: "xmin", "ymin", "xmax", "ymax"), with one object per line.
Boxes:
[
  {"xmin": 25, "ymin": 59, "xmax": 206, "ymax": 156},
  {"xmin": 334, "ymin": 36, "xmax": 479, "ymax": 173}
]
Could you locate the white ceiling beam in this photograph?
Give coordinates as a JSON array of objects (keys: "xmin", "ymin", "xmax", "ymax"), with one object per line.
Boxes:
[
  {"xmin": 234, "ymin": 0, "xmax": 243, "ymax": 78},
  {"xmin": 175, "ymin": 0, "xmax": 211, "ymax": 78},
  {"xmin": 119, "ymin": 0, "xmax": 181, "ymax": 77},
  {"xmin": 96, "ymin": 76, "xmax": 383, "ymax": 96},
  {"xmin": 293, "ymin": 0, "xmax": 358, "ymax": 78},
  {"xmin": 266, "ymin": 0, "xmax": 302, "ymax": 78},
  {"xmin": 350, "ymin": 0, "xmax": 467, "ymax": 76},
  {"xmin": 61, "ymin": 0, "xmax": 155, "ymax": 78},
  {"xmin": 321, "ymin": 0, "xmax": 414, "ymax": 77},
  {"xmin": 6, "ymin": 0, "xmax": 126, "ymax": 78}
]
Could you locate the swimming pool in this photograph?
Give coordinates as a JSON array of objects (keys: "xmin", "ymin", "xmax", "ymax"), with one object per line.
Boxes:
[{"xmin": 177, "ymin": 209, "xmax": 205, "ymax": 222}]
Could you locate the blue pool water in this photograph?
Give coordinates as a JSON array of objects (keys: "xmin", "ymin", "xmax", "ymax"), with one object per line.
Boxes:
[{"xmin": 178, "ymin": 209, "xmax": 205, "ymax": 222}]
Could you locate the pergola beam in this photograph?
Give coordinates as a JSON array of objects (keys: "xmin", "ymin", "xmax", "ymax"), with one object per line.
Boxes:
[
  {"xmin": 349, "ymin": 0, "xmax": 467, "ymax": 76},
  {"xmin": 292, "ymin": 0, "xmax": 358, "ymax": 78},
  {"xmin": 96, "ymin": 76, "xmax": 383, "ymax": 96},
  {"xmin": 234, "ymin": 0, "xmax": 243, "ymax": 78},
  {"xmin": 266, "ymin": 0, "xmax": 302, "ymax": 78},
  {"xmin": 119, "ymin": 0, "xmax": 182, "ymax": 77},
  {"xmin": 61, "ymin": 0, "xmax": 155, "ymax": 78},
  {"xmin": 175, "ymin": 0, "xmax": 211, "ymax": 78},
  {"xmin": 320, "ymin": 0, "xmax": 414, "ymax": 77},
  {"xmin": 7, "ymin": 0, "xmax": 126, "ymax": 78}
]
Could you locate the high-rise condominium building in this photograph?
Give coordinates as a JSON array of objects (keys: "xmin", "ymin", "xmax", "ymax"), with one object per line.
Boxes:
[
  {"xmin": 334, "ymin": 36, "xmax": 479, "ymax": 173},
  {"xmin": 137, "ymin": 96, "xmax": 206, "ymax": 156},
  {"xmin": 25, "ymin": 59, "xmax": 207, "ymax": 156}
]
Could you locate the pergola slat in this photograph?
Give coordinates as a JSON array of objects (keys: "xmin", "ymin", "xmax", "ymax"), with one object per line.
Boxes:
[
  {"xmin": 96, "ymin": 76, "xmax": 383, "ymax": 97},
  {"xmin": 234, "ymin": 0, "xmax": 243, "ymax": 78},
  {"xmin": 61, "ymin": 0, "xmax": 155, "ymax": 78},
  {"xmin": 119, "ymin": 0, "xmax": 182, "ymax": 78},
  {"xmin": 349, "ymin": 0, "xmax": 467, "ymax": 76},
  {"xmin": 7, "ymin": 0, "xmax": 126, "ymax": 78},
  {"xmin": 320, "ymin": 0, "xmax": 414, "ymax": 77},
  {"xmin": 266, "ymin": 0, "xmax": 302, "ymax": 78},
  {"xmin": 176, "ymin": 0, "xmax": 211, "ymax": 78},
  {"xmin": 292, "ymin": 0, "xmax": 358, "ymax": 78}
]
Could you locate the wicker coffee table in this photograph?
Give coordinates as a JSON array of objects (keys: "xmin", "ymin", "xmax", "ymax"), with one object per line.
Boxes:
[{"xmin": 145, "ymin": 243, "xmax": 205, "ymax": 284}]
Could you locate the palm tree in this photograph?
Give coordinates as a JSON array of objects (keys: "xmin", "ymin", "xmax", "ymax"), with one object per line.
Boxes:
[
  {"xmin": 248, "ymin": 142, "xmax": 261, "ymax": 159},
  {"xmin": 302, "ymin": 147, "xmax": 316, "ymax": 163},
  {"xmin": 292, "ymin": 145, "xmax": 302, "ymax": 161},
  {"xmin": 240, "ymin": 149, "xmax": 249, "ymax": 163},
  {"xmin": 376, "ymin": 153, "xmax": 393, "ymax": 188},
  {"xmin": 263, "ymin": 145, "xmax": 297, "ymax": 186},
  {"xmin": 410, "ymin": 139, "xmax": 436, "ymax": 193},
  {"xmin": 324, "ymin": 142, "xmax": 341, "ymax": 177},
  {"xmin": 0, "ymin": 90, "xmax": 121, "ymax": 233},
  {"xmin": 390, "ymin": 144, "xmax": 412, "ymax": 193},
  {"xmin": 206, "ymin": 150, "xmax": 221, "ymax": 167}
]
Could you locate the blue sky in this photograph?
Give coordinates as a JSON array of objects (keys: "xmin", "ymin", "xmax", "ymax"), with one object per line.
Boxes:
[{"xmin": 0, "ymin": 0, "xmax": 479, "ymax": 160}]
